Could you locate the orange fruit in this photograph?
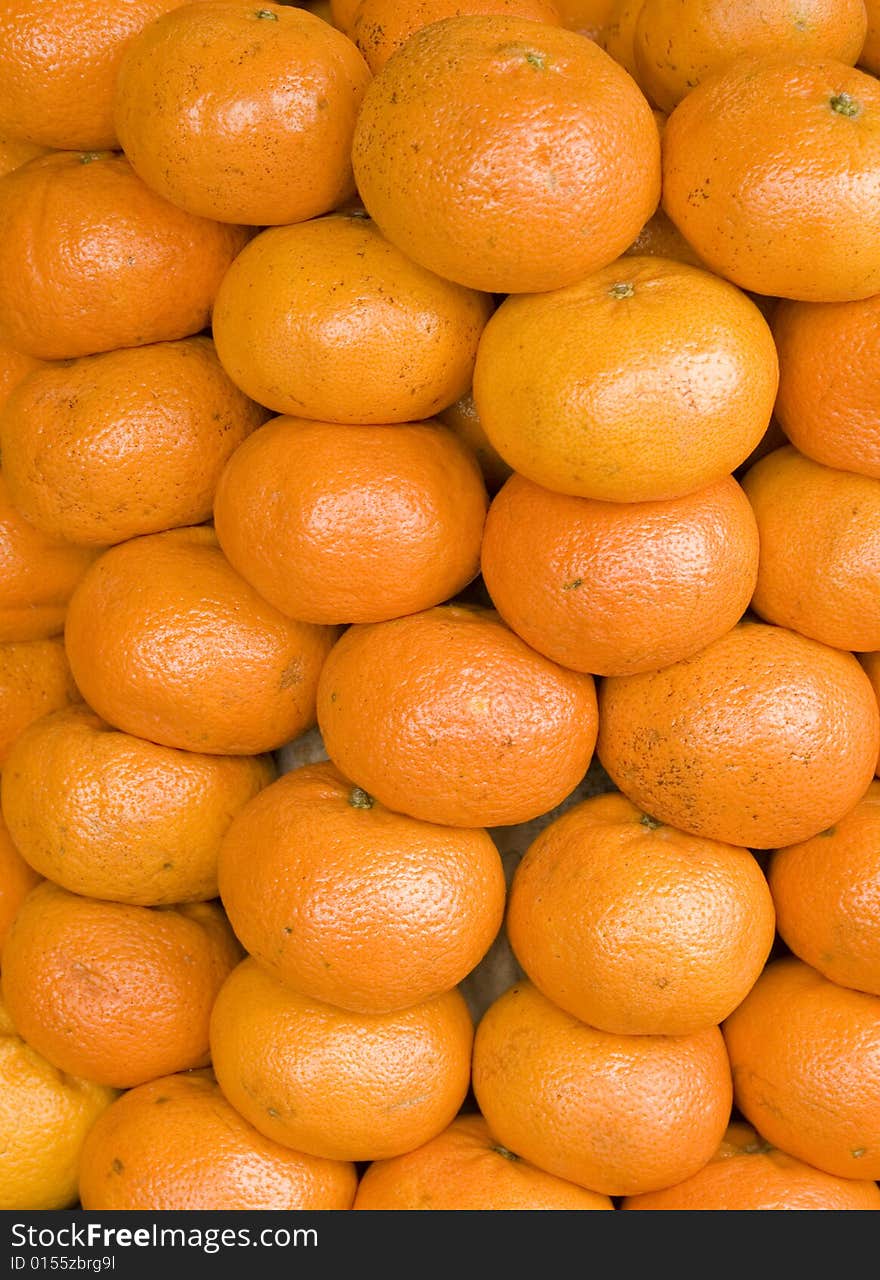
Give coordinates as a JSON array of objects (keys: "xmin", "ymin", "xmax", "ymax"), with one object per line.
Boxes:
[
  {"xmin": 210, "ymin": 956, "xmax": 474, "ymax": 1162},
  {"xmin": 0, "ymin": 137, "xmax": 49, "ymax": 179},
  {"xmin": 0, "ymin": 0, "xmax": 207, "ymax": 151},
  {"xmin": 213, "ymin": 416, "xmax": 488, "ymax": 625},
  {"xmin": 329, "ymin": 0, "xmax": 361, "ymax": 32},
  {"xmin": 350, "ymin": 15, "xmax": 661, "ymax": 293},
  {"xmin": 351, "ymin": 0, "xmax": 562, "ymax": 72},
  {"xmin": 352, "ymin": 1111, "xmax": 615, "ymax": 1209},
  {"xmin": 471, "ymin": 256, "xmax": 778, "ymax": 503},
  {"xmin": 0, "ymin": 994, "xmax": 116, "ymax": 1210},
  {"xmin": 0, "ymin": 340, "xmax": 47, "ymax": 415},
  {"xmin": 0, "ymin": 470, "xmax": 99, "ymax": 642},
  {"xmin": 662, "ymin": 56, "xmax": 880, "ymax": 302},
  {"xmin": 598, "ymin": 0, "xmax": 646, "ymax": 83},
  {"xmin": 1, "ymin": 881, "xmax": 243, "ymax": 1089},
  {"xmin": 621, "ymin": 204, "xmax": 708, "ymax": 268},
  {"xmin": 506, "ymin": 791, "xmax": 776, "ymax": 1036},
  {"xmin": 471, "ymin": 979, "xmax": 733, "ymax": 1197},
  {"xmin": 735, "ymin": 414, "xmax": 788, "ymax": 478},
  {"xmin": 302, "ymin": 0, "xmax": 333, "ymax": 18},
  {"xmin": 722, "ymin": 955, "xmax": 880, "ymax": 1180},
  {"xmin": 767, "ymin": 780, "xmax": 880, "ymax": 997},
  {"xmin": 0, "ymin": 636, "xmax": 82, "ymax": 771},
  {"xmin": 1, "ymin": 704, "xmax": 276, "ymax": 906},
  {"xmin": 316, "ymin": 603, "xmax": 599, "ymax": 827},
  {"xmin": 63, "ymin": 526, "xmax": 339, "ymax": 756},
  {"xmin": 115, "ymin": 1, "xmax": 371, "ymax": 227},
  {"xmin": 0, "ymin": 338, "xmax": 268, "ymax": 547},
  {"xmin": 633, "ymin": 0, "xmax": 867, "ymax": 114},
  {"xmin": 598, "ymin": 619, "xmax": 880, "ymax": 849},
  {"xmin": 554, "ymin": 0, "xmax": 616, "ymax": 38},
  {"xmin": 436, "ymin": 391, "xmax": 513, "ymax": 495},
  {"xmin": 480, "ymin": 471, "xmax": 759, "ymax": 676},
  {"xmin": 78, "ymin": 1070, "xmax": 358, "ymax": 1211},
  {"xmin": 0, "ymin": 812, "xmax": 41, "ymax": 960},
  {"xmin": 217, "ymin": 759, "xmax": 506, "ymax": 1013},
  {"xmin": 0, "ymin": 151, "xmax": 249, "ymax": 361},
  {"xmin": 621, "ymin": 1120, "xmax": 880, "ymax": 1211},
  {"xmin": 772, "ymin": 293, "xmax": 880, "ymax": 479},
  {"xmin": 211, "ymin": 212, "xmax": 493, "ymax": 423},
  {"xmin": 860, "ymin": 650, "xmax": 880, "ymax": 774},
  {"xmin": 861, "ymin": 0, "xmax": 880, "ymax": 72},
  {"xmin": 741, "ymin": 445, "xmax": 880, "ymax": 653},
  {"xmin": 457, "ymin": 836, "xmax": 527, "ymax": 1026}
]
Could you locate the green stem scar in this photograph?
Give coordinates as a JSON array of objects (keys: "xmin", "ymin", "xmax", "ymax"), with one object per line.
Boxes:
[
  {"xmin": 255, "ymin": 8, "xmax": 279, "ymax": 18},
  {"xmin": 830, "ymin": 92, "xmax": 859, "ymax": 117},
  {"xmin": 609, "ymin": 282, "xmax": 635, "ymax": 299},
  {"xmin": 349, "ymin": 786, "xmax": 375, "ymax": 809},
  {"xmin": 491, "ymin": 1144, "xmax": 520, "ymax": 1162},
  {"xmin": 640, "ymin": 813, "xmax": 663, "ymax": 829}
]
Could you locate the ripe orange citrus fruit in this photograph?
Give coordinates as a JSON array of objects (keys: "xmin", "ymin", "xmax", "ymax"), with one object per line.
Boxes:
[
  {"xmin": 772, "ymin": 293, "xmax": 880, "ymax": 479},
  {"xmin": 0, "ymin": 151, "xmax": 249, "ymax": 361},
  {"xmin": 506, "ymin": 791, "xmax": 776, "ymax": 1035},
  {"xmin": 472, "ymin": 255, "xmax": 778, "ymax": 502},
  {"xmin": 0, "ymin": 340, "xmax": 48, "ymax": 414},
  {"xmin": 0, "ymin": 337, "xmax": 268, "ymax": 547},
  {"xmin": 210, "ymin": 957, "xmax": 474, "ymax": 1162},
  {"xmin": 767, "ymin": 780, "xmax": 880, "ymax": 996},
  {"xmin": 353, "ymin": 1111, "xmax": 615, "ymax": 1209},
  {"xmin": 860, "ymin": 650, "xmax": 880, "ymax": 775},
  {"xmin": 114, "ymin": 1, "xmax": 371, "ymax": 226},
  {"xmin": 63, "ymin": 527, "xmax": 339, "ymax": 756},
  {"xmin": 351, "ymin": 14, "xmax": 661, "ymax": 293},
  {"xmin": 0, "ymin": 137, "xmax": 50, "ymax": 179},
  {"xmin": 316, "ymin": 603, "xmax": 599, "ymax": 827},
  {"xmin": 436, "ymin": 391, "xmax": 513, "ymax": 495},
  {"xmin": 662, "ymin": 56, "xmax": 880, "ymax": 302},
  {"xmin": 472, "ymin": 979, "xmax": 733, "ymax": 1196},
  {"xmin": 213, "ymin": 416, "xmax": 488, "ymax": 625},
  {"xmin": 351, "ymin": 0, "xmax": 562, "ymax": 71},
  {"xmin": 598, "ymin": 619, "xmax": 880, "ymax": 848},
  {"xmin": 0, "ymin": 470, "xmax": 98, "ymax": 643},
  {"xmin": 862, "ymin": 0, "xmax": 880, "ymax": 72},
  {"xmin": 0, "ymin": 636, "xmax": 82, "ymax": 770},
  {"xmin": 1, "ymin": 882, "xmax": 243, "ymax": 1089},
  {"xmin": 722, "ymin": 955, "xmax": 880, "ymax": 1181},
  {"xmin": 741, "ymin": 444, "xmax": 880, "ymax": 653},
  {"xmin": 0, "ymin": 0, "xmax": 208, "ymax": 151},
  {"xmin": 78, "ymin": 1070, "xmax": 358, "ymax": 1211},
  {"xmin": 633, "ymin": 0, "xmax": 867, "ymax": 114},
  {"xmin": 0, "ymin": 995, "xmax": 116, "ymax": 1210},
  {"xmin": 218, "ymin": 759, "xmax": 506, "ymax": 1013},
  {"xmin": 480, "ymin": 471, "xmax": 759, "ymax": 675},
  {"xmin": 555, "ymin": 0, "xmax": 615, "ymax": 38},
  {"xmin": 1, "ymin": 704, "xmax": 276, "ymax": 906},
  {"xmin": 0, "ymin": 813, "xmax": 41, "ymax": 960},
  {"xmin": 211, "ymin": 212, "xmax": 493, "ymax": 423},
  {"xmin": 621, "ymin": 1120, "xmax": 880, "ymax": 1211}
]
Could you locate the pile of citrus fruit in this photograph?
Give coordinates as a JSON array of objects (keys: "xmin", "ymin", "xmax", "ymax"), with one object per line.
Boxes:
[{"xmin": 1, "ymin": 0, "xmax": 880, "ymax": 1213}]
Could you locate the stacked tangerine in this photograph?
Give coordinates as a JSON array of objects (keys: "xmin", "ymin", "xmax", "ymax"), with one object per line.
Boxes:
[{"xmin": 0, "ymin": 0, "xmax": 879, "ymax": 1214}]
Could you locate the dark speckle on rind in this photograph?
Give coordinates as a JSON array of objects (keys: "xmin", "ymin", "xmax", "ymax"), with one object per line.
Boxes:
[{"xmin": 280, "ymin": 660, "xmax": 303, "ymax": 689}]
